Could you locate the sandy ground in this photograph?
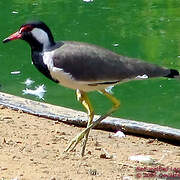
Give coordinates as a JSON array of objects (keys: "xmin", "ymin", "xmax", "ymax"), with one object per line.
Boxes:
[{"xmin": 0, "ymin": 106, "xmax": 180, "ymax": 180}]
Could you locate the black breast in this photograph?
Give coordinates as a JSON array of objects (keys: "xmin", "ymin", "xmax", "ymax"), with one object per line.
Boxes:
[{"xmin": 31, "ymin": 51, "xmax": 58, "ymax": 83}]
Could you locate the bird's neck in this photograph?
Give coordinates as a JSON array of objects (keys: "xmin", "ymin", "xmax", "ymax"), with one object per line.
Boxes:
[
  {"xmin": 31, "ymin": 50, "xmax": 57, "ymax": 82},
  {"xmin": 26, "ymin": 37, "xmax": 44, "ymax": 52}
]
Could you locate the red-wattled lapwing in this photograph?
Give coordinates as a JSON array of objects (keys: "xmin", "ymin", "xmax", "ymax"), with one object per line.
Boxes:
[{"xmin": 3, "ymin": 21, "xmax": 179, "ymax": 156}]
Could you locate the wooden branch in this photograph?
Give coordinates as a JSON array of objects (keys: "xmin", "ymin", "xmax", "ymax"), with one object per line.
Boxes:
[{"xmin": 0, "ymin": 92, "xmax": 180, "ymax": 142}]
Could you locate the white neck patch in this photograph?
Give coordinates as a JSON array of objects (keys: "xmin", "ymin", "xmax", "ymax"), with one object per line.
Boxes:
[{"xmin": 31, "ymin": 28, "xmax": 50, "ymax": 50}]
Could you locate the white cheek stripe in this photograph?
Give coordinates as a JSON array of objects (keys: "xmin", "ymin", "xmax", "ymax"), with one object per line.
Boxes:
[{"xmin": 31, "ymin": 28, "xmax": 50, "ymax": 50}]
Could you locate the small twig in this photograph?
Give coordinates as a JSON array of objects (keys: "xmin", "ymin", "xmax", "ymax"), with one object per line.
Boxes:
[
  {"xmin": 118, "ymin": 162, "xmax": 137, "ymax": 168},
  {"xmin": 102, "ymin": 148, "xmax": 113, "ymax": 159}
]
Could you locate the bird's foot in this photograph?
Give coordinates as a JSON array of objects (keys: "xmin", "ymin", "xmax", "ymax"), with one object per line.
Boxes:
[{"xmin": 64, "ymin": 128, "xmax": 87, "ymax": 153}]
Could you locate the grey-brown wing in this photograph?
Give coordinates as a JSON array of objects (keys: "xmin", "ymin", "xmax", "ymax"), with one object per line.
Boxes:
[{"xmin": 52, "ymin": 41, "xmax": 171, "ymax": 82}]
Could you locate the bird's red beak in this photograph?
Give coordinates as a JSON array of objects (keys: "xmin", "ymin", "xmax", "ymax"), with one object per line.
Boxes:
[{"xmin": 3, "ymin": 31, "xmax": 22, "ymax": 43}]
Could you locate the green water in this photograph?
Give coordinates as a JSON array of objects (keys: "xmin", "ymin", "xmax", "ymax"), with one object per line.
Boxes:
[{"xmin": 1, "ymin": 0, "xmax": 180, "ymax": 128}]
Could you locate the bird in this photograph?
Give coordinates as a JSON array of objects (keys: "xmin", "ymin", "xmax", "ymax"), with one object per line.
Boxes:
[{"xmin": 3, "ymin": 21, "xmax": 179, "ymax": 156}]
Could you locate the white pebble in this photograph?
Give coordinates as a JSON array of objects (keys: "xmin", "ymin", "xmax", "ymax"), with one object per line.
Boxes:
[
  {"xmin": 113, "ymin": 131, "xmax": 126, "ymax": 138},
  {"xmin": 123, "ymin": 176, "xmax": 132, "ymax": 180},
  {"xmin": 129, "ymin": 155, "xmax": 155, "ymax": 164}
]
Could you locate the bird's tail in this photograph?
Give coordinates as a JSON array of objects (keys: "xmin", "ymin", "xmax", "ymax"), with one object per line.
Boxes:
[{"xmin": 165, "ymin": 69, "xmax": 179, "ymax": 78}]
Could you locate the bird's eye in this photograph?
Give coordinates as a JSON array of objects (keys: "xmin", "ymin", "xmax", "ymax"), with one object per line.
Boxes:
[{"xmin": 19, "ymin": 25, "xmax": 33, "ymax": 33}]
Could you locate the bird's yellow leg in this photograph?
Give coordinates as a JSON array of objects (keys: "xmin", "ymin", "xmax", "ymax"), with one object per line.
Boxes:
[
  {"xmin": 64, "ymin": 89, "xmax": 94, "ymax": 155},
  {"xmin": 79, "ymin": 92, "xmax": 94, "ymax": 156},
  {"xmin": 87, "ymin": 89, "xmax": 120, "ymax": 130},
  {"xmin": 64, "ymin": 89, "xmax": 120, "ymax": 156}
]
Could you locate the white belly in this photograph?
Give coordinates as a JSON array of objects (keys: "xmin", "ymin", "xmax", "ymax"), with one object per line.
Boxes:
[{"xmin": 50, "ymin": 67, "xmax": 111, "ymax": 92}]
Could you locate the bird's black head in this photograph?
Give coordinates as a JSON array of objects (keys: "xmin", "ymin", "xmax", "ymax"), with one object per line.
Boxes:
[{"xmin": 3, "ymin": 21, "xmax": 55, "ymax": 51}]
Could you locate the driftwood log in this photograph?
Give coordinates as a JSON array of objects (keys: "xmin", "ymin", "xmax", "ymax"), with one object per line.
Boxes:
[{"xmin": 0, "ymin": 92, "xmax": 180, "ymax": 142}]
